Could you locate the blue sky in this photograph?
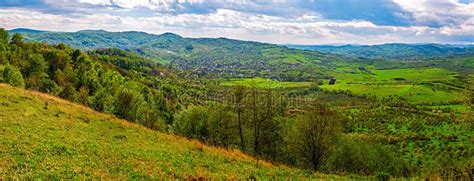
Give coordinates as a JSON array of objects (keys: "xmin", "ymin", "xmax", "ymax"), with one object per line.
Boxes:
[{"xmin": 0, "ymin": 0, "xmax": 473, "ymax": 44}]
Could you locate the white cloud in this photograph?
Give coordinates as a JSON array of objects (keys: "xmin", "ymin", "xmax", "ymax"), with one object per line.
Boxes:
[
  {"xmin": 0, "ymin": 0, "xmax": 473, "ymax": 45},
  {"xmin": 76, "ymin": 0, "xmax": 111, "ymax": 6},
  {"xmin": 393, "ymin": 0, "xmax": 474, "ymax": 26}
]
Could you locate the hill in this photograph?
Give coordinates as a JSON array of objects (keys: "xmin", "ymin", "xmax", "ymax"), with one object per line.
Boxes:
[
  {"xmin": 16, "ymin": 29, "xmax": 474, "ymax": 81},
  {"xmin": 16, "ymin": 29, "xmax": 349, "ymax": 80},
  {"xmin": 287, "ymin": 43, "xmax": 474, "ymax": 60},
  {"xmin": 8, "ymin": 28, "xmax": 46, "ymax": 34},
  {"xmin": 0, "ymin": 83, "xmax": 337, "ymax": 179},
  {"xmin": 2, "ymin": 28, "xmax": 472, "ymax": 179}
]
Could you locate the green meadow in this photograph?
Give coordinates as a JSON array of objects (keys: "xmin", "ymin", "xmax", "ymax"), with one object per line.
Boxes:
[{"xmin": 321, "ymin": 68, "xmax": 463, "ymax": 105}]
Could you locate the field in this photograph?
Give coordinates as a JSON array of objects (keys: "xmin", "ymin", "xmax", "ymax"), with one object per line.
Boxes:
[
  {"xmin": 221, "ymin": 77, "xmax": 312, "ymax": 88},
  {"xmin": 221, "ymin": 68, "xmax": 464, "ymax": 106},
  {"xmin": 333, "ymin": 67, "xmax": 456, "ymax": 83},
  {"xmin": 320, "ymin": 68, "xmax": 464, "ymax": 105},
  {"xmin": 0, "ymin": 84, "xmax": 343, "ymax": 179}
]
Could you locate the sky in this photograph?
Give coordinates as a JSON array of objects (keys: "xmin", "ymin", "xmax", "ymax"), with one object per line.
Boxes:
[{"xmin": 0, "ymin": 0, "xmax": 473, "ymax": 45}]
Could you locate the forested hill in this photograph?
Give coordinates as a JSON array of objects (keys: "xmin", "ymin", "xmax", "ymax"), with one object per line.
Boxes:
[
  {"xmin": 15, "ymin": 29, "xmax": 183, "ymax": 50},
  {"xmin": 12, "ymin": 29, "xmax": 474, "ymax": 81},
  {"xmin": 11, "ymin": 28, "xmax": 350, "ymax": 80},
  {"xmin": 287, "ymin": 43, "xmax": 474, "ymax": 60}
]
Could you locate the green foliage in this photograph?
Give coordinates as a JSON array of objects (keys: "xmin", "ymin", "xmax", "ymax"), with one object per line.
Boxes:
[
  {"xmin": 18, "ymin": 29, "xmax": 345, "ymax": 81},
  {"xmin": 0, "ymin": 30, "xmax": 182, "ymax": 132},
  {"xmin": 0, "ymin": 28, "xmax": 8, "ymax": 51},
  {"xmin": 222, "ymin": 77, "xmax": 312, "ymax": 88},
  {"xmin": 0, "ymin": 84, "xmax": 334, "ymax": 179},
  {"xmin": 11, "ymin": 33, "xmax": 24, "ymax": 46},
  {"xmin": 2, "ymin": 64, "xmax": 25, "ymax": 88},
  {"xmin": 173, "ymin": 106, "xmax": 210, "ymax": 140},
  {"xmin": 1, "ymin": 28, "xmax": 472, "ymax": 179},
  {"xmin": 207, "ymin": 106, "xmax": 237, "ymax": 147},
  {"xmin": 293, "ymin": 105, "xmax": 341, "ymax": 171},
  {"xmin": 115, "ymin": 86, "xmax": 146, "ymax": 122},
  {"xmin": 326, "ymin": 138, "xmax": 410, "ymax": 176}
]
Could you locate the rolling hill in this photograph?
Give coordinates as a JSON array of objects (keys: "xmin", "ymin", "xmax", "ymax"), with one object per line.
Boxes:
[
  {"xmin": 287, "ymin": 43, "xmax": 474, "ymax": 60},
  {"xmin": 12, "ymin": 29, "xmax": 350, "ymax": 80},
  {"xmin": 1, "ymin": 28, "xmax": 472, "ymax": 179},
  {"xmin": 8, "ymin": 28, "xmax": 46, "ymax": 34},
  {"xmin": 0, "ymin": 83, "xmax": 339, "ymax": 179},
  {"xmin": 13, "ymin": 29, "xmax": 474, "ymax": 82}
]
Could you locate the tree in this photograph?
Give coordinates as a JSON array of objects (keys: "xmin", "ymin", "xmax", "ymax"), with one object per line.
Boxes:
[
  {"xmin": 249, "ymin": 85, "xmax": 261, "ymax": 156},
  {"xmin": 208, "ymin": 106, "xmax": 236, "ymax": 148},
  {"xmin": 295, "ymin": 104, "xmax": 341, "ymax": 171},
  {"xmin": 233, "ymin": 85, "xmax": 246, "ymax": 150},
  {"xmin": 0, "ymin": 28, "xmax": 8, "ymax": 51},
  {"xmin": 115, "ymin": 86, "xmax": 145, "ymax": 122},
  {"xmin": 11, "ymin": 33, "xmax": 23, "ymax": 46},
  {"xmin": 2, "ymin": 64, "xmax": 25, "ymax": 88},
  {"xmin": 246, "ymin": 86, "xmax": 283, "ymax": 161},
  {"xmin": 259, "ymin": 88, "xmax": 284, "ymax": 161},
  {"xmin": 59, "ymin": 84, "xmax": 78, "ymax": 102},
  {"xmin": 173, "ymin": 106, "xmax": 209, "ymax": 140},
  {"xmin": 461, "ymin": 77, "xmax": 473, "ymax": 121},
  {"xmin": 26, "ymin": 53, "xmax": 49, "ymax": 89}
]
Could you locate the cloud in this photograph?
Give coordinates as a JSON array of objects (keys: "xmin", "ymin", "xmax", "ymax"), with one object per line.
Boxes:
[
  {"xmin": 393, "ymin": 0, "xmax": 474, "ymax": 27},
  {"xmin": 304, "ymin": 0, "xmax": 413, "ymax": 26},
  {"xmin": 0, "ymin": 0, "xmax": 473, "ymax": 44}
]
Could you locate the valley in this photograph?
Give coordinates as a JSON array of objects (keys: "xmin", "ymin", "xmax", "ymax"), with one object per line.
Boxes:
[{"xmin": 0, "ymin": 28, "xmax": 472, "ymax": 179}]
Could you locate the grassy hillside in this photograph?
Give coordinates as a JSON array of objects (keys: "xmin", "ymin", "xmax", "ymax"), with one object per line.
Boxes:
[{"xmin": 0, "ymin": 84, "xmax": 338, "ymax": 179}]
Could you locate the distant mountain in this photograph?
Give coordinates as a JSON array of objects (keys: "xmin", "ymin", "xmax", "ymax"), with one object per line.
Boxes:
[
  {"xmin": 287, "ymin": 43, "xmax": 474, "ymax": 60},
  {"xmin": 8, "ymin": 28, "xmax": 46, "ymax": 34}
]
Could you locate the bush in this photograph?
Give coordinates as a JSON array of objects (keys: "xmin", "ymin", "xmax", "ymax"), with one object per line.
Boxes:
[
  {"xmin": 375, "ymin": 172, "xmax": 390, "ymax": 181},
  {"xmin": 2, "ymin": 64, "xmax": 25, "ymax": 88},
  {"xmin": 173, "ymin": 106, "xmax": 210, "ymax": 140},
  {"xmin": 326, "ymin": 138, "xmax": 411, "ymax": 176}
]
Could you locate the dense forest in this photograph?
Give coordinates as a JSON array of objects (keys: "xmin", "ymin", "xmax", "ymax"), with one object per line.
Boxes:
[{"xmin": 1, "ymin": 28, "xmax": 473, "ymax": 179}]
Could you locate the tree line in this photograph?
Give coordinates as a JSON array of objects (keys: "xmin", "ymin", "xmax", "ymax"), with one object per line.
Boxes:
[{"xmin": 0, "ymin": 29, "xmax": 179, "ymax": 130}]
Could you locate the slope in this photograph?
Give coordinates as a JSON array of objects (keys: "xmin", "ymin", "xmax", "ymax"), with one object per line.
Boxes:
[
  {"xmin": 0, "ymin": 84, "xmax": 339, "ymax": 179},
  {"xmin": 16, "ymin": 29, "xmax": 347, "ymax": 80},
  {"xmin": 287, "ymin": 43, "xmax": 474, "ymax": 60}
]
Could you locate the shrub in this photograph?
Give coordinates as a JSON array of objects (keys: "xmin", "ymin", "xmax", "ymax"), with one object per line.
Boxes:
[{"xmin": 2, "ymin": 64, "xmax": 25, "ymax": 88}]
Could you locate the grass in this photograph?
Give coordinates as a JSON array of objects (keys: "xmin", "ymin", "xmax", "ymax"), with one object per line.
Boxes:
[
  {"xmin": 334, "ymin": 67, "xmax": 456, "ymax": 84},
  {"xmin": 321, "ymin": 67, "xmax": 463, "ymax": 104},
  {"xmin": 0, "ymin": 84, "xmax": 344, "ymax": 179},
  {"xmin": 152, "ymin": 58, "xmax": 171, "ymax": 65},
  {"xmin": 221, "ymin": 77, "xmax": 312, "ymax": 88},
  {"xmin": 418, "ymin": 104, "xmax": 470, "ymax": 113},
  {"xmin": 321, "ymin": 83, "xmax": 460, "ymax": 104}
]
